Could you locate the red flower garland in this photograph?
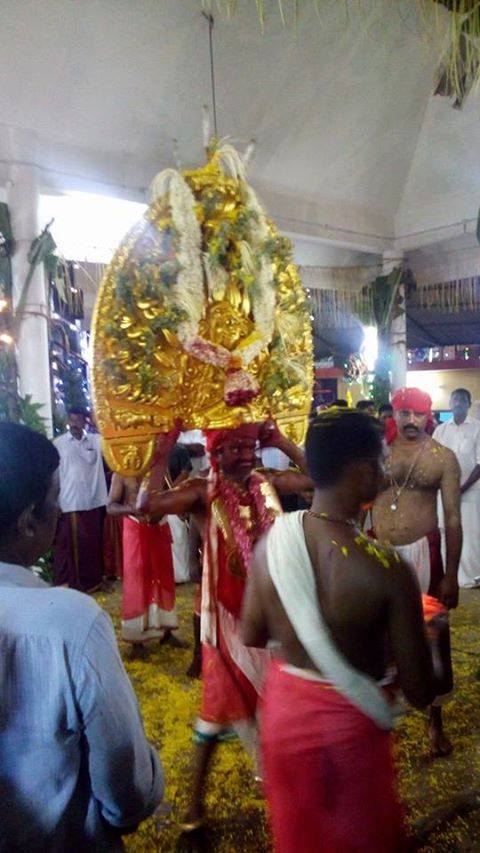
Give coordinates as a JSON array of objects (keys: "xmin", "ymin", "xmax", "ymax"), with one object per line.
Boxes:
[{"xmin": 216, "ymin": 472, "xmax": 275, "ymax": 573}]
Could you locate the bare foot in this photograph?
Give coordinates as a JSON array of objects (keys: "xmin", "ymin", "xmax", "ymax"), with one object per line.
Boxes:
[{"xmin": 428, "ymin": 724, "xmax": 453, "ymax": 757}]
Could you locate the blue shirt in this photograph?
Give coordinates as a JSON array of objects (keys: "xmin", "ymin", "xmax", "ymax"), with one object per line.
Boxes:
[{"xmin": 0, "ymin": 563, "xmax": 164, "ymax": 851}]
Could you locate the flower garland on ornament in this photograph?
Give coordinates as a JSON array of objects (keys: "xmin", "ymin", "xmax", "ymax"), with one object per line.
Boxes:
[{"xmin": 149, "ymin": 144, "xmax": 276, "ymax": 406}]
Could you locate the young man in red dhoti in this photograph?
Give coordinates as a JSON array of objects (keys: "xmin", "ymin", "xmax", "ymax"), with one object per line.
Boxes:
[
  {"xmin": 139, "ymin": 419, "xmax": 311, "ymax": 828},
  {"xmin": 107, "ymin": 474, "xmax": 184, "ymax": 646},
  {"xmin": 242, "ymin": 410, "xmax": 437, "ymax": 853}
]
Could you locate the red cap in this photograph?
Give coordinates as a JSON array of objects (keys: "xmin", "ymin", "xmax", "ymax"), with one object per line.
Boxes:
[
  {"xmin": 205, "ymin": 423, "xmax": 261, "ymax": 461},
  {"xmin": 391, "ymin": 387, "xmax": 432, "ymax": 415}
]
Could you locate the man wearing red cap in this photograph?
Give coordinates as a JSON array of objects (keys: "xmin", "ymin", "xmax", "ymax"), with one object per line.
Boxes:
[
  {"xmin": 138, "ymin": 418, "xmax": 311, "ymax": 828},
  {"xmin": 373, "ymin": 387, "xmax": 462, "ymax": 756}
]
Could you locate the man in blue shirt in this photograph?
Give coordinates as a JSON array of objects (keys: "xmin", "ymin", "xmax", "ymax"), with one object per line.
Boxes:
[{"xmin": 0, "ymin": 422, "xmax": 164, "ymax": 850}]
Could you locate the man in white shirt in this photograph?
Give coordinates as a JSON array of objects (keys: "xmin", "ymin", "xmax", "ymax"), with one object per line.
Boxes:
[
  {"xmin": 434, "ymin": 388, "xmax": 480, "ymax": 588},
  {"xmin": 0, "ymin": 422, "xmax": 163, "ymax": 849},
  {"xmin": 53, "ymin": 408, "xmax": 108, "ymax": 592}
]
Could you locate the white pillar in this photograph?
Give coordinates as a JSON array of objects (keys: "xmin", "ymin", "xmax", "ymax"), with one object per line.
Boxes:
[
  {"xmin": 383, "ymin": 250, "xmax": 406, "ymax": 392},
  {"xmin": 5, "ymin": 127, "xmax": 53, "ymax": 435}
]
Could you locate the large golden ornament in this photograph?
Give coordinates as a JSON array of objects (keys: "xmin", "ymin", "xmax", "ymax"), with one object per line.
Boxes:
[{"xmin": 92, "ymin": 143, "xmax": 313, "ymax": 475}]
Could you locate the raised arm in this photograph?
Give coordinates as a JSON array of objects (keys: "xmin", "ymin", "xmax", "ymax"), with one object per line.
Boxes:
[
  {"xmin": 270, "ymin": 468, "xmax": 313, "ymax": 495},
  {"xmin": 387, "ymin": 558, "xmax": 435, "ymax": 709},
  {"xmin": 259, "ymin": 419, "xmax": 313, "ymax": 494},
  {"xmin": 259, "ymin": 418, "xmax": 307, "ymax": 470},
  {"xmin": 137, "ymin": 425, "xmax": 180, "ymax": 516},
  {"xmin": 137, "ymin": 427, "xmax": 206, "ymax": 522},
  {"xmin": 439, "ymin": 448, "xmax": 462, "ymax": 609},
  {"xmin": 139, "ymin": 477, "xmax": 207, "ymax": 523}
]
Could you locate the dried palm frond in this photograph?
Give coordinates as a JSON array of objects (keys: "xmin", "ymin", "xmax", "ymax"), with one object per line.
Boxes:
[
  {"xmin": 418, "ymin": 0, "xmax": 480, "ymax": 107},
  {"xmin": 310, "ymin": 286, "xmax": 374, "ymax": 329},
  {"xmin": 201, "ymin": 0, "xmax": 322, "ymax": 29},
  {"xmin": 412, "ymin": 276, "xmax": 480, "ymax": 311},
  {"xmin": 199, "ymin": 0, "xmax": 480, "ymax": 107}
]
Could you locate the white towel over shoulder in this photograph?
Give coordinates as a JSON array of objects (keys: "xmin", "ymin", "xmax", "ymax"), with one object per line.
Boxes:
[{"xmin": 266, "ymin": 511, "xmax": 394, "ymax": 730}]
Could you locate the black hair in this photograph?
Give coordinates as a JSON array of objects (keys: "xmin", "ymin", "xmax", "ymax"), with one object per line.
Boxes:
[
  {"xmin": 379, "ymin": 403, "xmax": 393, "ymax": 415},
  {"xmin": 0, "ymin": 423, "xmax": 59, "ymax": 538},
  {"xmin": 306, "ymin": 410, "xmax": 383, "ymax": 487},
  {"xmin": 356, "ymin": 399, "xmax": 374, "ymax": 411},
  {"xmin": 451, "ymin": 388, "xmax": 471, "ymax": 405},
  {"xmin": 331, "ymin": 399, "xmax": 348, "ymax": 408},
  {"xmin": 67, "ymin": 407, "xmax": 87, "ymax": 418}
]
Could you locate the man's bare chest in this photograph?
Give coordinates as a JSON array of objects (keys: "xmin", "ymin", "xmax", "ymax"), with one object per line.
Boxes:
[{"xmin": 387, "ymin": 448, "xmax": 443, "ymax": 492}]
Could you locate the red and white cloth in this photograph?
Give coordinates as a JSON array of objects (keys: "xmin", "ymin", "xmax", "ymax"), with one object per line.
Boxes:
[
  {"xmin": 260, "ymin": 511, "xmax": 407, "ymax": 852},
  {"xmin": 196, "ymin": 468, "xmax": 280, "ymax": 752},
  {"xmin": 121, "ymin": 516, "xmax": 177, "ymax": 643}
]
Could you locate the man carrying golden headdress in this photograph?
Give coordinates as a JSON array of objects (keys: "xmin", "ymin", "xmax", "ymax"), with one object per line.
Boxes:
[{"xmin": 138, "ymin": 417, "xmax": 312, "ymax": 829}]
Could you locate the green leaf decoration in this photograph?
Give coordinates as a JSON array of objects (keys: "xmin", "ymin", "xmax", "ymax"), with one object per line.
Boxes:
[{"xmin": 18, "ymin": 394, "xmax": 47, "ymax": 435}]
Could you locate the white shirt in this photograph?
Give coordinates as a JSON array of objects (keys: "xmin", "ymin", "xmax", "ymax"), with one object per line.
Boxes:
[
  {"xmin": 54, "ymin": 430, "xmax": 108, "ymax": 512},
  {"xmin": 261, "ymin": 447, "xmax": 290, "ymax": 471},
  {"xmin": 178, "ymin": 429, "xmax": 208, "ymax": 474},
  {"xmin": 433, "ymin": 415, "xmax": 480, "ymax": 493},
  {"xmin": 0, "ymin": 562, "xmax": 163, "ymax": 849}
]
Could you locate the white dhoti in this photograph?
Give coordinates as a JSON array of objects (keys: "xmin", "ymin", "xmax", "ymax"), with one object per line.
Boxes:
[
  {"xmin": 395, "ymin": 536, "xmax": 432, "ymax": 594},
  {"xmin": 439, "ymin": 494, "xmax": 480, "ymax": 589},
  {"xmin": 167, "ymin": 515, "xmax": 191, "ymax": 583}
]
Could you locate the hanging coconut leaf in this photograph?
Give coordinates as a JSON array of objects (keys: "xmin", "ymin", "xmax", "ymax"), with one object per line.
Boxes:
[{"xmin": 199, "ymin": 1, "xmax": 480, "ymax": 108}]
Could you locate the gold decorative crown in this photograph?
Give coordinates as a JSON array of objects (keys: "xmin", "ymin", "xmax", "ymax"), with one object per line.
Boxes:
[{"xmin": 91, "ymin": 142, "xmax": 313, "ymax": 475}]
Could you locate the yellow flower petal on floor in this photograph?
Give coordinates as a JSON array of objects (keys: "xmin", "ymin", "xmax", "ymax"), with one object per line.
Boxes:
[{"xmin": 97, "ymin": 585, "xmax": 480, "ymax": 851}]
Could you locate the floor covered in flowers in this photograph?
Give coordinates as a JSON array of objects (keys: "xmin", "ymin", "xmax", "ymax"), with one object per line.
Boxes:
[{"xmin": 97, "ymin": 584, "xmax": 480, "ymax": 852}]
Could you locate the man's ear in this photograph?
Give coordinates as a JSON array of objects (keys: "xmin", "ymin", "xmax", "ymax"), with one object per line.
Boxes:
[
  {"xmin": 350, "ymin": 458, "xmax": 373, "ymax": 486},
  {"xmin": 17, "ymin": 504, "xmax": 36, "ymax": 539}
]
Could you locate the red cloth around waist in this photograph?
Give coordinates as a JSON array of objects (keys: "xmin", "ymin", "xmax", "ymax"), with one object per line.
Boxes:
[
  {"xmin": 260, "ymin": 661, "xmax": 408, "ymax": 853},
  {"xmin": 122, "ymin": 517, "xmax": 174, "ymax": 620}
]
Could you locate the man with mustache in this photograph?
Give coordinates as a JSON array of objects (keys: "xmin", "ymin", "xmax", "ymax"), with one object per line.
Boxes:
[{"xmin": 372, "ymin": 387, "xmax": 462, "ymax": 756}]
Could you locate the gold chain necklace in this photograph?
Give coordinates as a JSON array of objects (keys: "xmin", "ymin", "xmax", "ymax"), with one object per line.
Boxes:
[
  {"xmin": 388, "ymin": 440, "xmax": 427, "ymax": 511},
  {"xmin": 307, "ymin": 510, "xmax": 356, "ymax": 527}
]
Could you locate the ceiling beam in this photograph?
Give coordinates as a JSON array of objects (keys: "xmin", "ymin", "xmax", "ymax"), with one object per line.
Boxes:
[{"xmin": 406, "ymin": 312, "xmax": 442, "ymax": 346}]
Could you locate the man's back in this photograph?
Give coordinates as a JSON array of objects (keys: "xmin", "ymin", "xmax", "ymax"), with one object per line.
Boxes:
[
  {"xmin": 241, "ymin": 409, "xmax": 435, "ymax": 853},
  {"xmin": 0, "ymin": 564, "xmax": 162, "ymax": 851},
  {"xmin": 252, "ymin": 512, "xmax": 433, "ymax": 708}
]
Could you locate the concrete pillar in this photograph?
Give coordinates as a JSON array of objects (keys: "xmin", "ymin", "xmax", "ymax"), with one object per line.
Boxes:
[
  {"xmin": 5, "ymin": 127, "xmax": 53, "ymax": 435},
  {"xmin": 383, "ymin": 250, "xmax": 406, "ymax": 392}
]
